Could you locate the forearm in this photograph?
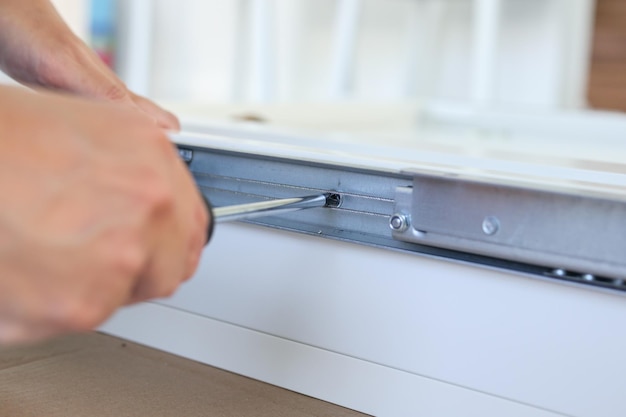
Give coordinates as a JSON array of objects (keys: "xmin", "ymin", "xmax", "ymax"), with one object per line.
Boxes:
[{"xmin": 0, "ymin": 0, "xmax": 76, "ymax": 87}]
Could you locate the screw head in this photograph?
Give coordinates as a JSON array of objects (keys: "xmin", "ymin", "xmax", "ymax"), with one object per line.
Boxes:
[
  {"xmin": 325, "ymin": 193, "xmax": 342, "ymax": 208},
  {"xmin": 178, "ymin": 148, "xmax": 194, "ymax": 164},
  {"xmin": 389, "ymin": 214, "xmax": 409, "ymax": 232},
  {"xmin": 482, "ymin": 216, "xmax": 500, "ymax": 236},
  {"xmin": 582, "ymin": 274, "xmax": 595, "ymax": 282}
]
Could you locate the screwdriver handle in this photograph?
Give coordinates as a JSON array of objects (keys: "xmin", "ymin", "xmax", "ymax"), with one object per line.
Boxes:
[{"xmin": 202, "ymin": 194, "xmax": 216, "ymax": 244}]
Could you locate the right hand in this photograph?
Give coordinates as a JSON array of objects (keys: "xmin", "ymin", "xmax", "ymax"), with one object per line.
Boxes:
[{"xmin": 0, "ymin": 86, "xmax": 209, "ymax": 345}]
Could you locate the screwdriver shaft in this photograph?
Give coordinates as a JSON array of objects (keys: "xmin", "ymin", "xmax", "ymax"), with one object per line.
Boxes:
[{"xmin": 213, "ymin": 194, "xmax": 328, "ymax": 223}]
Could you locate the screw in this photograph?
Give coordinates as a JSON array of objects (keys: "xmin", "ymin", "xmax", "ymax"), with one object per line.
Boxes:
[
  {"xmin": 482, "ymin": 216, "xmax": 500, "ymax": 235},
  {"xmin": 582, "ymin": 274, "xmax": 595, "ymax": 282},
  {"xmin": 178, "ymin": 148, "xmax": 194, "ymax": 164},
  {"xmin": 553, "ymin": 269, "xmax": 567, "ymax": 277},
  {"xmin": 325, "ymin": 193, "xmax": 342, "ymax": 208},
  {"xmin": 389, "ymin": 213, "xmax": 409, "ymax": 232}
]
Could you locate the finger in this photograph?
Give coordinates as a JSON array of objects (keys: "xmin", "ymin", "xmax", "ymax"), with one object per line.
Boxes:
[
  {"xmin": 182, "ymin": 189, "xmax": 210, "ymax": 281},
  {"xmin": 0, "ymin": 320, "xmax": 51, "ymax": 346},
  {"xmin": 131, "ymin": 93, "xmax": 181, "ymax": 131},
  {"xmin": 127, "ymin": 151, "xmax": 206, "ymax": 303},
  {"xmin": 47, "ymin": 43, "xmax": 179, "ymax": 131},
  {"xmin": 170, "ymin": 154, "xmax": 209, "ymax": 281},
  {"xmin": 127, "ymin": 161, "xmax": 187, "ymax": 303},
  {"xmin": 129, "ymin": 243, "xmax": 186, "ymax": 304},
  {"xmin": 0, "ymin": 318, "xmax": 74, "ymax": 346},
  {"xmin": 0, "ymin": 320, "xmax": 23, "ymax": 345}
]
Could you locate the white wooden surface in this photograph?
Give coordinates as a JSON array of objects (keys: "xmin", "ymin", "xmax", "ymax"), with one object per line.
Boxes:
[
  {"xmin": 103, "ymin": 222, "xmax": 626, "ymax": 417},
  {"xmin": 170, "ymin": 106, "xmax": 626, "ymax": 189}
]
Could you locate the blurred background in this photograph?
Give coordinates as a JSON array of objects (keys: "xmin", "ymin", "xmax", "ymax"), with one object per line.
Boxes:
[
  {"xmin": 6, "ymin": 0, "xmax": 626, "ymax": 140},
  {"xmin": 42, "ymin": 0, "xmax": 621, "ymax": 109}
]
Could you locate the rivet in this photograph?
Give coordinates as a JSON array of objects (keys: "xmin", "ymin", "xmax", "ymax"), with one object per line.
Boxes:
[{"xmin": 482, "ymin": 216, "xmax": 500, "ymax": 236}]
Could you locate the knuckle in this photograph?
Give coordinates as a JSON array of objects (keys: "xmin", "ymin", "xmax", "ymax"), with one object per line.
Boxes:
[
  {"xmin": 144, "ymin": 181, "xmax": 175, "ymax": 213},
  {"xmin": 111, "ymin": 245, "xmax": 145, "ymax": 278},
  {"xmin": 94, "ymin": 231, "xmax": 147, "ymax": 279},
  {"xmin": 134, "ymin": 181, "xmax": 176, "ymax": 225},
  {"xmin": 102, "ymin": 82, "xmax": 130, "ymax": 102},
  {"xmin": 130, "ymin": 164, "xmax": 175, "ymax": 213}
]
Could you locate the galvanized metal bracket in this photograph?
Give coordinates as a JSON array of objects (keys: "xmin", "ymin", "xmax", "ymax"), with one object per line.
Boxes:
[{"xmin": 392, "ymin": 171, "xmax": 626, "ymax": 282}]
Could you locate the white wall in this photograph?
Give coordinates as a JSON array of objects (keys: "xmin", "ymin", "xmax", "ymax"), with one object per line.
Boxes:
[{"xmin": 115, "ymin": 0, "xmax": 596, "ymax": 110}]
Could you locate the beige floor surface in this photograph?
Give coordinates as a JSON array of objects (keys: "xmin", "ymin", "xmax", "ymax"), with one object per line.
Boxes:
[{"xmin": 0, "ymin": 332, "xmax": 368, "ymax": 417}]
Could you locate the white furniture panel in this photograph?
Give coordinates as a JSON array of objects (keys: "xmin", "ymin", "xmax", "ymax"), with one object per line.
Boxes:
[
  {"xmin": 104, "ymin": 222, "xmax": 626, "ymax": 417},
  {"xmin": 103, "ymin": 303, "xmax": 562, "ymax": 417}
]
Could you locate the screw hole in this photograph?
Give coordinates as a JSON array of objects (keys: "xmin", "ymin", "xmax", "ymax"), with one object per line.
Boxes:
[{"xmin": 325, "ymin": 193, "xmax": 342, "ymax": 208}]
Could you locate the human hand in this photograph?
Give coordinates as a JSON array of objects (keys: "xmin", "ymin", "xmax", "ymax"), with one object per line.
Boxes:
[
  {"xmin": 0, "ymin": 85, "xmax": 209, "ymax": 345},
  {"xmin": 0, "ymin": 0, "xmax": 179, "ymax": 130}
]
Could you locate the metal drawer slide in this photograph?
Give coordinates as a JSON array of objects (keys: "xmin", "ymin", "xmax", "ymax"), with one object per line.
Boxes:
[
  {"xmin": 392, "ymin": 171, "xmax": 626, "ymax": 282},
  {"xmin": 179, "ymin": 144, "xmax": 626, "ymax": 293}
]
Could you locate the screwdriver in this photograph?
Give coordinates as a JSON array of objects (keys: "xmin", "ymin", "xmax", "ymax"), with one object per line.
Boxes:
[
  {"xmin": 202, "ymin": 193, "xmax": 341, "ymax": 242},
  {"xmin": 176, "ymin": 146, "xmax": 340, "ymax": 242}
]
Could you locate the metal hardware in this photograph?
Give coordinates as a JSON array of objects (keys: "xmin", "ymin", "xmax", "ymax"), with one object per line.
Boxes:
[
  {"xmin": 391, "ymin": 171, "xmax": 626, "ymax": 281},
  {"xmin": 389, "ymin": 213, "xmax": 410, "ymax": 232},
  {"xmin": 181, "ymin": 145, "xmax": 403, "ymax": 242},
  {"xmin": 179, "ymin": 145, "xmax": 626, "ymax": 294},
  {"xmin": 214, "ymin": 194, "xmax": 329, "ymax": 223},
  {"xmin": 325, "ymin": 193, "xmax": 343, "ymax": 208},
  {"xmin": 582, "ymin": 274, "xmax": 595, "ymax": 282},
  {"xmin": 178, "ymin": 148, "xmax": 194, "ymax": 164},
  {"xmin": 482, "ymin": 216, "xmax": 500, "ymax": 236}
]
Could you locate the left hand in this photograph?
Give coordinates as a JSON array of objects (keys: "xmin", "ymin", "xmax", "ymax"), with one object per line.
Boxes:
[{"xmin": 0, "ymin": 0, "xmax": 180, "ymax": 130}]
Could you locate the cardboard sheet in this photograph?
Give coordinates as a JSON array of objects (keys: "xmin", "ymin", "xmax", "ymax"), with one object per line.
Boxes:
[{"xmin": 0, "ymin": 332, "xmax": 368, "ymax": 417}]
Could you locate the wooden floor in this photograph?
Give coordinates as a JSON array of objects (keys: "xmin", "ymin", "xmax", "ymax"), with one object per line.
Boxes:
[{"xmin": 588, "ymin": 0, "xmax": 626, "ymax": 112}]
